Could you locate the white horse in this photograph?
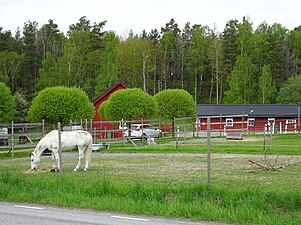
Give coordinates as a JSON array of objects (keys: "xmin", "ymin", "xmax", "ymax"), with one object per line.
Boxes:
[{"xmin": 30, "ymin": 130, "xmax": 93, "ymax": 172}]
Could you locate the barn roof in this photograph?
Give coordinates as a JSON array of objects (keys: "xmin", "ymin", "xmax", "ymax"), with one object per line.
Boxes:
[
  {"xmin": 196, "ymin": 104, "xmax": 301, "ymax": 118},
  {"xmin": 93, "ymin": 81, "xmax": 127, "ymax": 105}
]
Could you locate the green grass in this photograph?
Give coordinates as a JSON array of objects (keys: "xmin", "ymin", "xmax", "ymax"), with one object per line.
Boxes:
[
  {"xmin": 0, "ymin": 169, "xmax": 300, "ymax": 225},
  {"xmin": 0, "ymin": 133, "xmax": 300, "ymax": 224},
  {"xmin": 111, "ymin": 133, "xmax": 301, "ymax": 155}
]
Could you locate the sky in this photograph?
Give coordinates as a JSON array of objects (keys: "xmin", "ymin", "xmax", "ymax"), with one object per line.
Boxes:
[{"xmin": 0, "ymin": 0, "xmax": 300, "ymax": 36}]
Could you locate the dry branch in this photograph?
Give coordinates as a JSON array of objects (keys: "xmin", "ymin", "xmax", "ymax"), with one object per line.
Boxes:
[{"xmin": 248, "ymin": 159, "xmax": 299, "ymax": 172}]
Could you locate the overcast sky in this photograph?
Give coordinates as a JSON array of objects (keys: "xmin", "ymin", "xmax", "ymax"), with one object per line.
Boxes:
[{"xmin": 0, "ymin": 0, "xmax": 300, "ymax": 36}]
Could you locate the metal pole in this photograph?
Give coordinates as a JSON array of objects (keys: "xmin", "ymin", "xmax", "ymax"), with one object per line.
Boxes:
[
  {"xmin": 42, "ymin": 119, "xmax": 45, "ymax": 136},
  {"xmin": 298, "ymin": 107, "xmax": 301, "ymax": 133},
  {"xmin": 269, "ymin": 122, "xmax": 273, "ymax": 150},
  {"xmin": 58, "ymin": 122, "xmax": 63, "ymax": 176},
  {"xmin": 176, "ymin": 126, "xmax": 179, "ymax": 153},
  {"xmin": 219, "ymin": 114, "xmax": 222, "ymax": 137},
  {"xmin": 11, "ymin": 121, "xmax": 14, "ymax": 157},
  {"xmin": 242, "ymin": 111, "xmax": 244, "ymax": 132},
  {"xmin": 207, "ymin": 117, "xmax": 211, "ymax": 186}
]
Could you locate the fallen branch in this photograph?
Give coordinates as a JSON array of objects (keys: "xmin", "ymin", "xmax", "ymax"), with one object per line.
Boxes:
[{"xmin": 248, "ymin": 159, "xmax": 299, "ymax": 172}]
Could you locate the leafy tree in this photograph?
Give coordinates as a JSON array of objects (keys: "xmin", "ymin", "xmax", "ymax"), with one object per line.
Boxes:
[
  {"xmin": 14, "ymin": 90, "xmax": 28, "ymax": 122},
  {"xmin": 103, "ymin": 88, "xmax": 157, "ymax": 121},
  {"xmin": 288, "ymin": 29, "xmax": 301, "ymax": 77},
  {"xmin": 187, "ymin": 25, "xmax": 209, "ymax": 103},
  {"xmin": 258, "ymin": 64, "xmax": 276, "ymax": 103},
  {"xmin": 95, "ymin": 31, "xmax": 119, "ymax": 95},
  {"xmin": 0, "ymin": 51, "xmax": 24, "ymax": 93},
  {"xmin": 98, "ymin": 100, "xmax": 109, "ymax": 120},
  {"xmin": 36, "ymin": 19, "xmax": 65, "ymax": 60},
  {"xmin": 36, "ymin": 52, "xmax": 59, "ymax": 91},
  {"xmin": 208, "ymin": 27, "xmax": 222, "ymax": 104},
  {"xmin": 0, "ymin": 28, "xmax": 18, "ymax": 52},
  {"xmin": 0, "ymin": 82, "xmax": 16, "ymax": 122},
  {"xmin": 21, "ymin": 21, "xmax": 42, "ymax": 97},
  {"xmin": 28, "ymin": 86, "xmax": 94, "ymax": 124},
  {"xmin": 220, "ymin": 19, "xmax": 239, "ymax": 97},
  {"xmin": 153, "ymin": 89, "xmax": 195, "ymax": 119},
  {"xmin": 224, "ymin": 54, "xmax": 256, "ymax": 104},
  {"xmin": 266, "ymin": 23, "xmax": 289, "ymax": 89},
  {"xmin": 159, "ymin": 19, "xmax": 180, "ymax": 90},
  {"xmin": 276, "ymin": 75, "xmax": 301, "ymax": 104}
]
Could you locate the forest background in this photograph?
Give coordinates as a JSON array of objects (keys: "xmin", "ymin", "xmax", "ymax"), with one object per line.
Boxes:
[{"xmin": 1, "ymin": 16, "xmax": 301, "ymax": 122}]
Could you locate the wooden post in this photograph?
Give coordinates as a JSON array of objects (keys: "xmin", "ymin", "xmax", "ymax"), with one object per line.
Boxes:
[
  {"xmin": 175, "ymin": 126, "xmax": 179, "ymax": 153},
  {"xmin": 207, "ymin": 117, "xmax": 211, "ymax": 186},
  {"xmin": 57, "ymin": 122, "xmax": 63, "ymax": 176}
]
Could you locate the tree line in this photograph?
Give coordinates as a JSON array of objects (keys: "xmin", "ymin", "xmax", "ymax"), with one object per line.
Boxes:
[{"xmin": 1, "ymin": 16, "xmax": 301, "ymax": 110}]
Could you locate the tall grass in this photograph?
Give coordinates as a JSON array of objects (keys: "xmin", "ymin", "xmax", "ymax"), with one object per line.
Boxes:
[{"xmin": 0, "ymin": 169, "xmax": 300, "ymax": 225}]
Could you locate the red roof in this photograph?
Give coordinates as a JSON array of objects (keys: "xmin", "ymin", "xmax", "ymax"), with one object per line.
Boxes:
[{"xmin": 93, "ymin": 81, "xmax": 127, "ymax": 105}]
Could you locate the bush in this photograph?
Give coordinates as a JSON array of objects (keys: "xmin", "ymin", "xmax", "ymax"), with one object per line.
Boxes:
[
  {"xmin": 103, "ymin": 88, "xmax": 158, "ymax": 120},
  {"xmin": 154, "ymin": 89, "xmax": 195, "ymax": 119},
  {"xmin": 28, "ymin": 86, "xmax": 95, "ymax": 124},
  {"xmin": 0, "ymin": 82, "xmax": 16, "ymax": 122}
]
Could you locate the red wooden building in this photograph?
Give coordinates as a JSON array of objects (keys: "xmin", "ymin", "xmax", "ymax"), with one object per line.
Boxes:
[
  {"xmin": 92, "ymin": 81, "xmax": 127, "ymax": 139},
  {"xmin": 196, "ymin": 104, "xmax": 301, "ymax": 134}
]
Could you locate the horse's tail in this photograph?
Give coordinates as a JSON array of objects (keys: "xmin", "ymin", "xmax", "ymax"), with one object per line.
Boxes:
[{"xmin": 85, "ymin": 134, "xmax": 93, "ymax": 165}]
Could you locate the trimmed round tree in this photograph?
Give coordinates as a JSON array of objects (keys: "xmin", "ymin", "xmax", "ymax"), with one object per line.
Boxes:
[
  {"xmin": 28, "ymin": 86, "xmax": 95, "ymax": 124},
  {"xmin": 103, "ymin": 88, "xmax": 157, "ymax": 121},
  {"xmin": 0, "ymin": 82, "xmax": 16, "ymax": 122},
  {"xmin": 154, "ymin": 89, "xmax": 196, "ymax": 119}
]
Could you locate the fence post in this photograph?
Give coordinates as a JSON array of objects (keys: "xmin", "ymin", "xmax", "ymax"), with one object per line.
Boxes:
[
  {"xmin": 121, "ymin": 118, "xmax": 125, "ymax": 145},
  {"xmin": 11, "ymin": 121, "xmax": 14, "ymax": 157},
  {"xmin": 57, "ymin": 122, "xmax": 63, "ymax": 176},
  {"xmin": 175, "ymin": 126, "xmax": 179, "ymax": 153},
  {"xmin": 42, "ymin": 119, "xmax": 45, "ymax": 136},
  {"xmin": 298, "ymin": 107, "xmax": 301, "ymax": 133},
  {"xmin": 207, "ymin": 117, "xmax": 211, "ymax": 187},
  {"xmin": 184, "ymin": 125, "xmax": 187, "ymax": 150}
]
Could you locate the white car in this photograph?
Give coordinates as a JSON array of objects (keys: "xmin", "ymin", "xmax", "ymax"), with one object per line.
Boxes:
[{"xmin": 123, "ymin": 124, "xmax": 162, "ymax": 139}]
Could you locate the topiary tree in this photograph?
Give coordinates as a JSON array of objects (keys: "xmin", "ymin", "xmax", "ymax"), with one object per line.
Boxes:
[
  {"xmin": 102, "ymin": 88, "xmax": 157, "ymax": 121},
  {"xmin": 154, "ymin": 89, "xmax": 196, "ymax": 119},
  {"xmin": 0, "ymin": 82, "xmax": 16, "ymax": 123},
  {"xmin": 28, "ymin": 86, "xmax": 95, "ymax": 125}
]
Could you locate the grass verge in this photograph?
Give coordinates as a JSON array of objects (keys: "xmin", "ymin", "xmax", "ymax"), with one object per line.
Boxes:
[{"xmin": 0, "ymin": 169, "xmax": 300, "ymax": 225}]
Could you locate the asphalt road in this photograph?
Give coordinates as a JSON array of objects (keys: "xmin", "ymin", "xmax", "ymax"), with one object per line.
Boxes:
[{"xmin": 0, "ymin": 202, "xmax": 227, "ymax": 225}]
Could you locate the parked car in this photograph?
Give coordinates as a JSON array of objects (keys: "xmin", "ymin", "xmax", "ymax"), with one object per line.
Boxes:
[{"xmin": 123, "ymin": 124, "xmax": 162, "ymax": 139}]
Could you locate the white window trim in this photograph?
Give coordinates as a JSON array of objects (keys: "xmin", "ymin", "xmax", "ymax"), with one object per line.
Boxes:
[
  {"xmin": 226, "ymin": 118, "xmax": 233, "ymax": 127},
  {"xmin": 248, "ymin": 118, "xmax": 255, "ymax": 127}
]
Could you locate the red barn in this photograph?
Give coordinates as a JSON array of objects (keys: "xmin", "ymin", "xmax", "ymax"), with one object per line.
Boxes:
[
  {"xmin": 92, "ymin": 81, "xmax": 127, "ymax": 139},
  {"xmin": 196, "ymin": 104, "xmax": 301, "ymax": 134}
]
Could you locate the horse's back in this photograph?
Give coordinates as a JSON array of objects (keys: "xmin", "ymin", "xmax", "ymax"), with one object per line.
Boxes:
[{"xmin": 41, "ymin": 130, "xmax": 92, "ymax": 150}]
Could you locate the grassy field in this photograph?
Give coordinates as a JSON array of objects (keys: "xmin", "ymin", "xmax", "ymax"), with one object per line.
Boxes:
[{"xmin": 0, "ymin": 133, "xmax": 300, "ymax": 224}]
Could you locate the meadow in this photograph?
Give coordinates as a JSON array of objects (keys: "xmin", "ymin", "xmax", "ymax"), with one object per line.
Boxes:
[{"xmin": 0, "ymin": 133, "xmax": 300, "ymax": 225}]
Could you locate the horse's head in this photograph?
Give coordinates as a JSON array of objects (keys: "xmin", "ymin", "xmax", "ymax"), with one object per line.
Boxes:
[{"xmin": 30, "ymin": 152, "xmax": 40, "ymax": 171}]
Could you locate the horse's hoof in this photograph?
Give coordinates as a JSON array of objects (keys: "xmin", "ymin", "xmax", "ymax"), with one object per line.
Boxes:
[
  {"xmin": 73, "ymin": 169, "xmax": 77, "ymax": 172},
  {"xmin": 50, "ymin": 168, "xmax": 55, "ymax": 172}
]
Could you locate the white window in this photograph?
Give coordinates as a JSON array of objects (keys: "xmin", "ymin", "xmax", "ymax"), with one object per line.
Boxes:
[
  {"xmin": 248, "ymin": 118, "xmax": 255, "ymax": 127},
  {"xmin": 226, "ymin": 118, "xmax": 233, "ymax": 127},
  {"xmin": 286, "ymin": 119, "xmax": 296, "ymax": 125}
]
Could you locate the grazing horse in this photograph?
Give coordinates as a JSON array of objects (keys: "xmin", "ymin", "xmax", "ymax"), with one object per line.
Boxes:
[{"xmin": 30, "ymin": 130, "xmax": 93, "ymax": 172}]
